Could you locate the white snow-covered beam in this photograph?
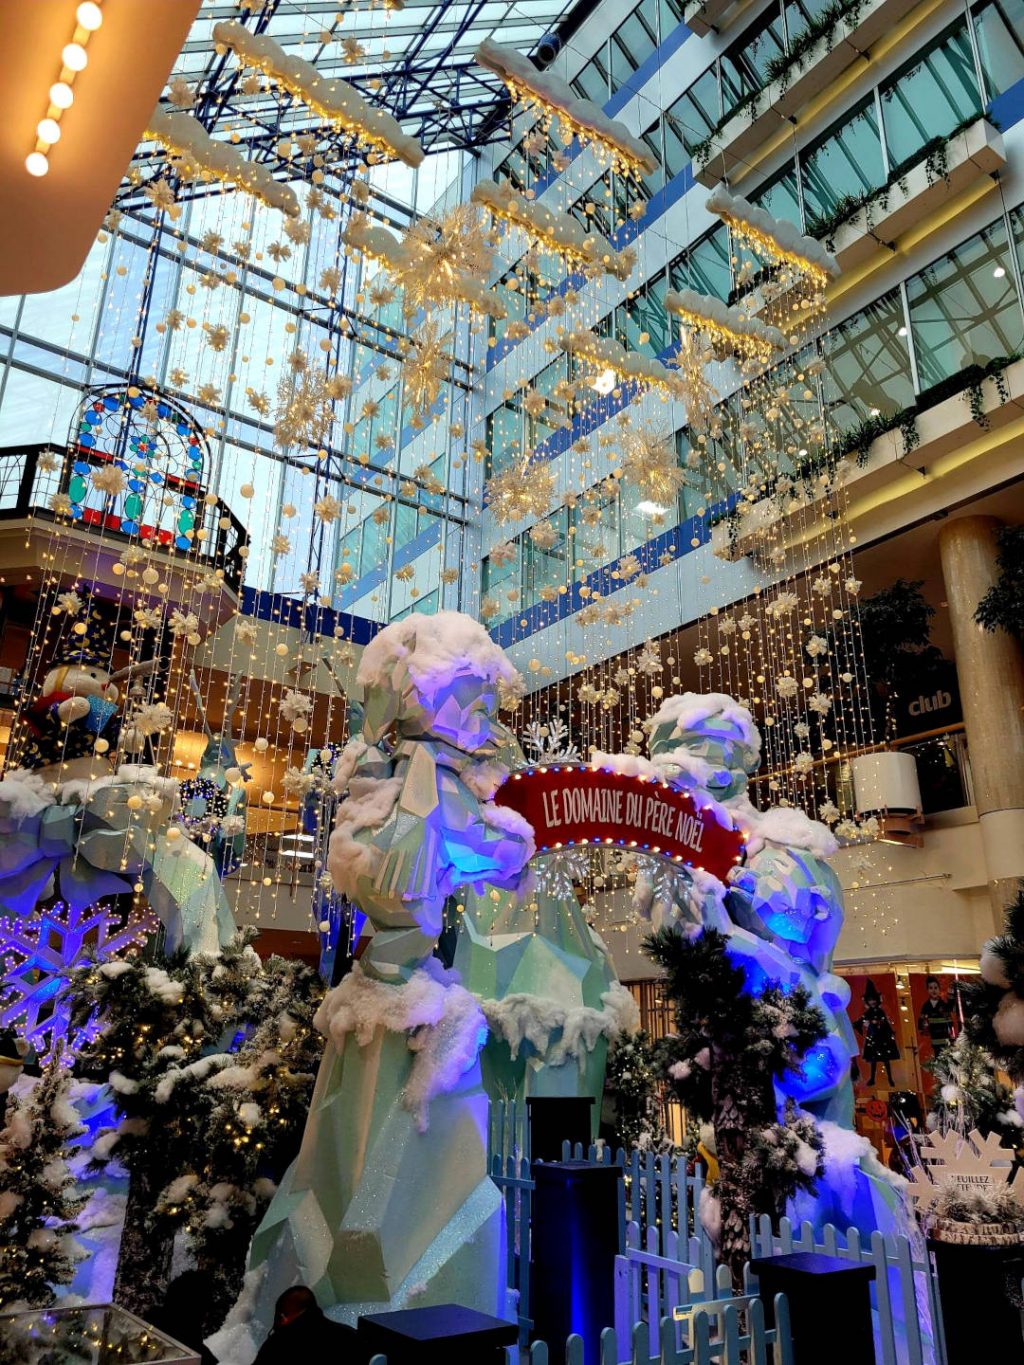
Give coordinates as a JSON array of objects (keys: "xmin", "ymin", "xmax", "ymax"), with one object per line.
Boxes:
[
  {"xmin": 146, "ymin": 108, "xmax": 300, "ymax": 216},
  {"xmin": 213, "ymin": 20, "xmax": 424, "ymax": 168},
  {"xmin": 472, "ymin": 178, "xmax": 634, "ymax": 282},
  {"xmin": 558, "ymin": 329, "xmax": 686, "ymax": 398},
  {"xmin": 474, "ymin": 40, "xmax": 657, "ymax": 175},
  {"xmin": 665, "ymin": 288, "xmax": 786, "ymax": 353},
  {"xmin": 706, "ymin": 185, "xmax": 839, "ymax": 280}
]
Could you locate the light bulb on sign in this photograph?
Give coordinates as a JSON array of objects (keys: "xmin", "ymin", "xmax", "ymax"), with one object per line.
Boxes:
[
  {"xmin": 62, "ymin": 42, "xmax": 88, "ymax": 71},
  {"xmin": 25, "ymin": 152, "xmax": 49, "ymax": 177},
  {"xmin": 49, "ymin": 82, "xmax": 74, "ymax": 109},
  {"xmin": 76, "ymin": 2, "xmax": 103, "ymax": 29},
  {"xmin": 37, "ymin": 118, "xmax": 61, "ymax": 145}
]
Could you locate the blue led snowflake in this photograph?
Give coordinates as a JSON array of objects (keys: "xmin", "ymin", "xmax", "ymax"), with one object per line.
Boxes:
[{"xmin": 0, "ymin": 900, "xmax": 155, "ymax": 1063}]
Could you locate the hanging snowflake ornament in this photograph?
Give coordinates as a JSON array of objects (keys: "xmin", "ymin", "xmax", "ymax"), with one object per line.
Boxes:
[
  {"xmin": 91, "ymin": 465, "xmax": 128, "ymax": 496},
  {"xmin": 522, "ymin": 716, "xmax": 579, "ymax": 763},
  {"xmin": 619, "ymin": 425, "xmax": 686, "ymax": 503},
  {"xmin": 56, "ymin": 591, "xmax": 82, "ymax": 617},
  {"xmin": 280, "ymin": 689, "xmax": 313, "ymax": 732},
  {"xmin": 314, "ymin": 494, "xmax": 342, "ymax": 523},
  {"xmin": 0, "ymin": 900, "xmax": 156, "ymax": 1064},
  {"xmin": 485, "ymin": 462, "xmax": 555, "ymax": 525}
]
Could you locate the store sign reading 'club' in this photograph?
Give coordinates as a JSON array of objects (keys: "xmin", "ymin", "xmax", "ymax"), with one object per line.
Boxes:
[{"xmin": 493, "ymin": 765, "xmax": 746, "ymax": 880}]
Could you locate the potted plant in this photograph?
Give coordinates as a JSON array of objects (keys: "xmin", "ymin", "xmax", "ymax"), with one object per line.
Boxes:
[{"xmin": 925, "ymin": 1180, "xmax": 1024, "ymax": 1246}]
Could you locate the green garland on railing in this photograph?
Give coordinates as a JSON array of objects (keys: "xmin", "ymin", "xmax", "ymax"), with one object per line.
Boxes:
[
  {"xmin": 692, "ymin": 0, "xmax": 867, "ymax": 169},
  {"xmin": 805, "ymin": 113, "xmax": 993, "ymax": 246}
]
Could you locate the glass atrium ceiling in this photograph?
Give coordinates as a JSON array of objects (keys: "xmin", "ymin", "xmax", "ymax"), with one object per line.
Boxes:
[{"xmin": 123, "ymin": 0, "xmax": 583, "ymax": 209}]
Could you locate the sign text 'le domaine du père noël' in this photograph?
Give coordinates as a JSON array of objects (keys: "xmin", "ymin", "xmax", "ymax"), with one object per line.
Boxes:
[{"xmin": 493, "ymin": 765, "xmax": 746, "ymax": 881}]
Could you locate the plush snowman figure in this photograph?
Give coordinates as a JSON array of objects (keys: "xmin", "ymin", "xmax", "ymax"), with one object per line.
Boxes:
[{"xmin": 21, "ymin": 643, "xmax": 122, "ymax": 783}]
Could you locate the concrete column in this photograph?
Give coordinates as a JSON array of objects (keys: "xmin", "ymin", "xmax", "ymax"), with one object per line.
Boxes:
[{"xmin": 938, "ymin": 515, "xmax": 1024, "ymax": 918}]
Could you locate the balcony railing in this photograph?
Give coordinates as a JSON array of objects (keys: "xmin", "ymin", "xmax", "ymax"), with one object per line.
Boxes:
[{"xmin": 0, "ymin": 442, "xmax": 247, "ymax": 596}]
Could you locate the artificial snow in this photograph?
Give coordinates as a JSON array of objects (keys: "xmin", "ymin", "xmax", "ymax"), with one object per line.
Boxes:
[
  {"xmin": 0, "ymin": 769, "xmax": 56, "ymax": 818},
  {"xmin": 144, "ymin": 966, "xmax": 186, "ymax": 1006},
  {"xmin": 213, "ymin": 22, "xmax": 424, "ymax": 167},
  {"xmin": 330, "ymin": 738, "xmax": 368, "ymax": 794},
  {"xmin": 357, "ymin": 611, "xmax": 521, "ymax": 695},
  {"xmin": 727, "ymin": 797, "xmax": 838, "ymax": 857},
  {"xmin": 147, "ymin": 107, "xmax": 299, "ymax": 216},
  {"xmin": 665, "ymin": 289, "xmax": 786, "ymax": 350},
  {"xmin": 648, "ymin": 692, "xmax": 761, "ymax": 755},
  {"xmin": 206, "ymin": 1263, "xmax": 267, "ymax": 1365},
  {"xmin": 327, "ymin": 775, "xmax": 404, "ymax": 896},
  {"xmin": 474, "ymin": 40, "xmax": 657, "ymax": 173},
  {"xmin": 480, "ymin": 800, "xmax": 536, "ymax": 856},
  {"xmin": 559, "ymin": 329, "xmax": 687, "ymax": 398},
  {"xmin": 471, "ymin": 178, "xmax": 634, "ymax": 281},
  {"xmin": 590, "ymin": 751, "xmax": 658, "ymax": 780},
  {"xmin": 479, "ymin": 981, "xmax": 638, "ymax": 1069},
  {"xmin": 315, "ymin": 962, "xmax": 487, "ymax": 1131},
  {"xmin": 706, "ymin": 186, "xmax": 840, "ymax": 279}
]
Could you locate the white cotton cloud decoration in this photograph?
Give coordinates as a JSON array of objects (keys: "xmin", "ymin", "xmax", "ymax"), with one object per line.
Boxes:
[
  {"xmin": 472, "ymin": 178, "xmax": 635, "ymax": 281},
  {"xmin": 474, "ymin": 39, "xmax": 658, "ymax": 174},
  {"xmin": 146, "ymin": 108, "xmax": 300, "ymax": 217},
  {"xmin": 213, "ymin": 20, "xmax": 424, "ymax": 168},
  {"xmin": 665, "ymin": 288, "xmax": 787, "ymax": 352},
  {"xmin": 705, "ymin": 185, "xmax": 840, "ymax": 280},
  {"xmin": 558, "ymin": 328, "xmax": 687, "ymax": 398}
]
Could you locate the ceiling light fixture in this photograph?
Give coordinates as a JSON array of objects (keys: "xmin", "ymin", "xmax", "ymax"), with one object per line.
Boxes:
[{"xmin": 26, "ymin": 2, "xmax": 103, "ymax": 178}]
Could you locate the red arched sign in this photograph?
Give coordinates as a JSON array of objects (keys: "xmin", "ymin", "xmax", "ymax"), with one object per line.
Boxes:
[{"xmin": 492, "ymin": 764, "xmax": 746, "ymax": 880}]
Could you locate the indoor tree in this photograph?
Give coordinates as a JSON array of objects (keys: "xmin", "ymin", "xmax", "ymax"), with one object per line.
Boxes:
[
  {"xmin": 974, "ymin": 524, "xmax": 1024, "ymax": 643},
  {"xmin": 645, "ymin": 925, "xmax": 826, "ymax": 1283},
  {"xmin": 0, "ymin": 1049, "xmax": 86, "ymax": 1311},
  {"xmin": 604, "ymin": 1028, "xmax": 662, "ymax": 1151},
  {"xmin": 962, "ymin": 884, "xmax": 1024, "ymax": 1090}
]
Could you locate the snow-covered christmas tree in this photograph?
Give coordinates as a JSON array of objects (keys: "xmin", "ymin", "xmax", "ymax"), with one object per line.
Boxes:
[
  {"xmin": 66, "ymin": 931, "xmax": 322, "ymax": 1322},
  {"xmin": 963, "ymin": 885, "xmax": 1024, "ymax": 1091},
  {"xmin": 927, "ymin": 1030, "xmax": 1022, "ymax": 1146},
  {"xmin": 646, "ymin": 925, "xmax": 826, "ymax": 1283},
  {"xmin": 604, "ymin": 1029, "xmax": 662, "ymax": 1151},
  {"xmin": 0, "ymin": 1051, "xmax": 86, "ymax": 1310},
  {"xmin": 153, "ymin": 953, "xmax": 324, "ymax": 1328}
]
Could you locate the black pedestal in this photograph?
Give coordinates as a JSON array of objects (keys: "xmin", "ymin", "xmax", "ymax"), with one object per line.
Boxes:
[
  {"xmin": 526, "ymin": 1095, "xmax": 594, "ymax": 1161},
  {"xmin": 356, "ymin": 1304, "xmax": 517, "ymax": 1364},
  {"xmin": 749, "ymin": 1252, "xmax": 876, "ymax": 1365},
  {"xmin": 530, "ymin": 1160, "xmax": 622, "ymax": 1365},
  {"xmin": 928, "ymin": 1237, "xmax": 1024, "ymax": 1364}
]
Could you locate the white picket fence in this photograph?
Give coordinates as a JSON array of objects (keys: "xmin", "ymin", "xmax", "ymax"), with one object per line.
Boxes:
[
  {"xmin": 488, "ymin": 1119, "xmax": 947, "ymax": 1365},
  {"xmin": 489, "ymin": 1137, "xmax": 717, "ymax": 1344},
  {"xmin": 366, "ymin": 1285, "xmax": 792, "ymax": 1364},
  {"xmin": 748, "ymin": 1216, "xmax": 943, "ymax": 1365}
]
